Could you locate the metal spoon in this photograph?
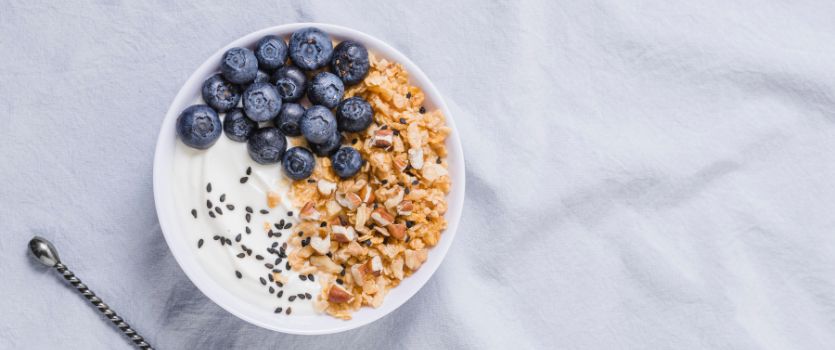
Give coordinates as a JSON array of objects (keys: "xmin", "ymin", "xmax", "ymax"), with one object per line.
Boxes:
[{"xmin": 28, "ymin": 236, "xmax": 154, "ymax": 349}]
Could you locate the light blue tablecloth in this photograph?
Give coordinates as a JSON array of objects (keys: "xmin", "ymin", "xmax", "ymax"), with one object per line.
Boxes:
[{"xmin": 3, "ymin": 1, "xmax": 835, "ymax": 348}]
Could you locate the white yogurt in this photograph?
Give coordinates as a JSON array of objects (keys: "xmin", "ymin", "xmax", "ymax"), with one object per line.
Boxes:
[{"xmin": 171, "ymin": 124, "xmax": 319, "ymax": 316}]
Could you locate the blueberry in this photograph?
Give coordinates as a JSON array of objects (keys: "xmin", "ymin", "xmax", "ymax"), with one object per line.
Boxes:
[
  {"xmin": 247, "ymin": 127, "xmax": 287, "ymax": 164},
  {"xmin": 201, "ymin": 74, "xmax": 241, "ymax": 112},
  {"xmin": 254, "ymin": 35, "xmax": 288, "ymax": 71},
  {"xmin": 223, "ymin": 108, "xmax": 257, "ymax": 142},
  {"xmin": 335, "ymin": 97, "xmax": 373, "ymax": 132},
  {"xmin": 300, "ymin": 105, "xmax": 337, "ymax": 144},
  {"xmin": 220, "ymin": 47, "xmax": 258, "ymax": 84},
  {"xmin": 331, "ymin": 147, "xmax": 363, "ymax": 179},
  {"xmin": 308, "ymin": 131, "xmax": 342, "ymax": 157},
  {"xmin": 288, "ymin": 27, "xmax": 333, "ymax": 71},
  {"xmin": 253, "ymin": 69, "xmax": 272, "ymax": 84},
  {"xmin": 176, "ymin": 105, "xmax": 222, "ymax": 149},
  {"xmin": 331, "ymin": 40, "xmax": 369, "ymax": 86},
  {"xmin": 271, "ymin": 65, "xmax": 307, "ymax": 102},
  {"xmin": 242, "ymin": 82, "xmax": 282, "ymax": 122},
  {"xmin": 282, "ymin": 147, "xmax": 315, "ymax": 180},
  {"xmin": 275, "ymin": 103, "xmax": 305, "ymax": 136},
  {"xmin": 307, "ymin": 72, "xmax": 344, "ymax": 108}
]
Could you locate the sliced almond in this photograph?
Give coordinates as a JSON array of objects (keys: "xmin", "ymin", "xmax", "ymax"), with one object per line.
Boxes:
[
  {"xmin": 310, "ymin": 255, "xmax": 342, "ymax": 274},
  {"xmin": 367, "ymin": 255, "xmax": 383, "ymax": 276},
  {"xmin": 317, "ymin": 179, "xmax": 337, "ymax": 196},
  {"xmin": 372, "ymin": 129, "xmax": 394, "ymax": 148},
  {"xmin": 332, "ymin": 225, "xmax": 356, "ymax": 243},
  {"xmin": 397, "ymin": 200, "xmax": 414, "ymax": 216},
  {"xmin": 267, "ymin": 191, "xmax": 282, "ymax": 208},
  {"xmin": 373, "ymin": 226, "xmax": 389, "ymax": 237},
  {"xmin": 386, "ymin": 223, "xmax": 407, "ymax": 240},
  {"xmin": 355, "ymin": 204, "xmax": 369, "ymax": 229},
  {"xmin": 421, "ymin": 162, "xmax": 448, "ymax": 182},
  {"xmin": 325, "ymin": 200, "xmax": 342, "ymax": 216},
  {"xmin": 371, "ymin": 207, "xmax": 394, "ymax": 226},
  {"xmin": 327, "ymin": 284, "xmax": 353, "ymax": 303},
  {"xmin": 310, "ymin": 235, "xmax": 331, "ymax": 255},
  {"xmin": 384, "ymin": 188, "xmax": 404, "ymax": 210},
  {"xmin": 335, "ymin": 191, "xmax": 361, "ymax": 210},
  {"xmin": 299, "ymin": 202, "xmax": 321, "ymax": 221},
  {"xmin": 408, "ymin": 147, "xmax": 424, "ymax": 170},
  {"xmin": 358, "ymin": 186, "xmax": 376, "ymax": 203}
]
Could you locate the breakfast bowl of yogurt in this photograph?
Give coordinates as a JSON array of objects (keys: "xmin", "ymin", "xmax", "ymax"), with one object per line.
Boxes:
[{"xmin": 153, "ymin": 23, "xmax": 465, "ymax": 334}]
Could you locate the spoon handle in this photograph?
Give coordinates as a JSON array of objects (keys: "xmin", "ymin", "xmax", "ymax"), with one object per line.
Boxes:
[{"xmin": 52, "ymin": 263, "xmax": 153, "ymax": 349}]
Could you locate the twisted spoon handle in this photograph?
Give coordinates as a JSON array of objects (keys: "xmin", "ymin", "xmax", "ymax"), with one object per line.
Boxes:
[{"xmin": 53, "ymin": 263, "xmax": 153, "ymax": 349}]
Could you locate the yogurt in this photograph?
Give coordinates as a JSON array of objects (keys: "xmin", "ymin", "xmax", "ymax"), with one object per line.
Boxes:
[{"xmin": 171, "ymin": 127, "xmax": 320, "ymax": 315}]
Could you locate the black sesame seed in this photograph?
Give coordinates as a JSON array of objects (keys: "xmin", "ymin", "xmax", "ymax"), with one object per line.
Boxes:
[
  {"xmin": 237, "ymin": 253, "xmax": 245, "ymax": 258},
  {"xmin": 265, "ymin": 263, "xmax": 274, "ymax": 269},
  {"xmin": 279, "ymin": 219, "xmax": 285, "ymax": 227},
  {"xmin": 274, "ymin": 307, "xmax": 282, "ymax": 313},
  {"xmin": 287, "ymin": 211, "xmax": 293, "ymax": 216},
  {"xmin": 276, "ymin": 232, "xmax": 282, "ymax": 238},
  {"xmin": 297, "ymin": 293, "xmax": 305, "ymax": 299},
  {"xmin": 381, "ymin": 125, "xmax": 388, "ymax": 130},
  {"xmin": 286, "ymin": 307, "xmax": 292, "ymax": 315},
  {"xmin": 219, "ymin": 238, "xmax": 225, "ymax": 246},
  {"xmin": 405, "ymin": 220, "xmax": 415, "ymax": 228},
  {"xmin": 246, "ymin": 166, "xmax": 252, "ymax": 175},
  {"xmin": 297, "ymin": 232, "xmax": 303, "ymax": 237},
  {"xmin": 235, "ymin": 270, "xmax": 242, "ymax": 279},
  {"xmin": 256, "ymin": 255, "xmax": 264, "ymax": 261},
  {"xmin": 365, "ymin": 240, "xmax": 372, "ymax": 246},
  {"xmin": 282, "ymin": 242, "xmax": 288, "ymax": 249},
  {"xmin": 319, "ymin": 222, "xmax": 327, "ymax": 228},
  {"xmin": 277, "ymin": 290, "xmax": 284, "ymax": 298},
  {"xmin": 326, "ymin": 252, "xmax": 333, "ymax": 258},
  {"xmin": 405, "ymin": 92, "xmax": 412, "ymax": 99},
  {"xmin": 340, "ymin": 268, "xmax": 346, "ymax": 277},
  {"xmin": 260, "ymin": 277, "xmax": 267, "ymax": 285},
  {"xmin": 412, "ymin": 180, "xmax": 419, "ymax": 185},
  {"xmin": 260, "ymin": 209, "xmax": 269, "ymax": 214},
  {"xmin": 299, "ymin": 274, "xmax": 307, "ymax": 281},
  {"xmin": 351, "ymin": 138, "xmax": 358, "ymax": 145},
  {"xmin": 209, "ymin": 211, "xmax": 216, "ymax": 218},
  {"xmin": 274, "ymin": 223, "xmax": 282, "ymax": 230},
  {"xmin": 219, "ymin": 194, "xmax": 226, "ymax": 202},
  {"xmin": 286, "ymin": 262, "xmax": 291, "ymax": 270},
  {"xmin": 399, "ymin": 117, "xmax": 407, "ymax": 124},
  {"xmin": 206, "ymin": 183, "xmax": 212, "ymax": 192},
  {"xmin": 305, "ymin": 293, "xmax": 312, "ymax": 299},
  {"xmin": 226, "ymin": 204, "xmax": 234, "ymax": 211},
  {"xmin": 213, "ymin": 235, "xmax": 220, "ymax": 241},
  {"xmin": 419, "ymin": 106, "xmax": 426, "ymax": 114},
  {"xmin": 225, "ymin": 238, "xmax": 232, "ymax": 245},
  {"xmin": 436, "ymin": 158, "xmax": 442, "ymax": 164},
  {"xmin": 272, "ymin": 242, "xmax": 279, "ymax": 248},
  {"xmin": 336, "ymin": 279, "xmax": 343, "ymax": 285},
  {"xmin": 393, "ymin": 130, "xmax": 400, "ymax": 136},
  {"xmin": 245, "ymin": 226, "xmax": 251, "ymax": 234},
  {"xmin": 276, "ymin": 281, "xmax": 284, "ymax": 288},
  {"xmin": 197, "ymin": 239, "xmax": 204, "ymax": 248},
  {"xmin": 241, "ymin": 244, "xmax": 248, "ymax": 251},
  {"xmin": 246, "ymin": 206, "xmax": 253, "ymax": 213},
  {"xmin": 247, "ymin": 249, "xmax": 252, "ymax": 256},
  {"xmin": 404, "ymin": 188, "xmax": 410, "ymax": 195},
  {"xmin": 235, "ymin": 233, "xmax": 242, "ymax": 242},
  {"xmin": 246, "ymin": 213, "xmax": 251, "ymax": 223},
  {"xmin": 373, "ymin": 202, "xmax": 378, "ymax": 209},
  {"xmin": 215, "ymin": 206, "xmax": 223, "ymax": 215},
  {"xmin": 269, "ymin": 286, "xmax": 275, "ymax": 294},
  {"xmin": 207, "ymin": 200, "xmax": 213, "ymax": 209},
  {"xmin": 284, "ymin": 222, "xmax": 293, "ymax": 229},
  {"xmin": 307, "ymin": 179, "xmax": 316, "ymax": 183},
  {"xmin": 307, "ymin": 274, "xmax": 315, "ymax": 281},
  {"xmin": 268, "ymin": 273, "xmax": 274, "ymax": 282},
  {"xmin": 289, "ymin": 295, "xmax": 297, "ymax": 301},
  {"xmin": 267, "ymin": 231, "xmax": 273, "ymax": 238},
  {"xmin": 240, "ymin": 176, "xmax": 248, "ymax": 184},
  {"xmin": 191, "ymin": 209, "xmax": 197, "ymax": 219},
  {"xmin": 275, "ymin": 258, "xmax": 282, "ymax": 265}
]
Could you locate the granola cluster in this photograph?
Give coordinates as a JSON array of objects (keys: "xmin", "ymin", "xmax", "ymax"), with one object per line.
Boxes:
[{"xmin": 285, "ymin": 54, "xmax": 451, "ymax": 319}]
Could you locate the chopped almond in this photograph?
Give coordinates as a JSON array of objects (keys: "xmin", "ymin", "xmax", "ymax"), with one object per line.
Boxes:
[
  {"xmin": 317, "ymin": 179, "xmax": 337, "ymax": 196},
  {"xmin": 332, "ymin": 225, "xmax": 356, "ymax": 243},
  {"xmin": 358, "ymin": 186, "xmax": 375, "ymax": 203},
  {"xmin": 299, "ymin": 202, "xmax": 321, "ymax": 221},
  {"xmin": 384, "ymin": 188, "xmax": 404, "ymax": 210},
  {"xmin": 397, "ymin": 200, "xmax": 414, "ymax": 216},
  {"xmin": 310, "ymin": 235, "xmax": 331, "ymax": 255},
  {"xmin": 327, "ymin": 284, "xmax": 353, "ymax": 303},
  {"xmin": 370, "ymin": 207, "xmax": 394, "ymax": 226},
  {"xmin": 386, "ymin": 223, "xmax": 407, "ymax": 240},
  {"xmin": 372, "ymin": 129, "xmax": 394, "ymax": 148},
  {"xmin": 408, "ymin": 147, "xmax": 424, "ymax": 170},
  {"xmin": 355, "ymin": 204, "xmax": 370, "ymax": 229},
  {"xmin": 335, "ymin": 191, "xmax": 361, "ymax": 210},
  {"xmin": 367, "ymin": 255, "xmax": 383, "ymax": 276}
]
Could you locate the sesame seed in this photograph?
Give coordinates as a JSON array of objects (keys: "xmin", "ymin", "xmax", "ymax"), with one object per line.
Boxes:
[
  {"xmin": 235, "ymin": 233, "xmax": 242, "ymax": 242},
  {"xmin": 305, "ymin": 293, "xmax": 312, "ymax": 299},
  {"xmin": 286, "ymin": 262, "xmax": 291, "ymax": 270},
  {"xmin": 276, "ymin": 232, "xmax": 282, "ymax": 238},
  {"xmin": 267, "ymin": 231, "xmax": 273, "ymax": 238},
  {"xmin": 215, "ymin": 206, "xmax": 223, "ymax": 215},
  {"xmin": 319, "ymin": 222, "xmax": 327, "ymax": 228},
  {"xmin": 289, "ymin": 295, "xmax": 297, "ymax": 301},
  {"xmin": 237, "ymin": 253, "xmax": 245, "ymax": 258},
  {"xmin": 246, "ymin": 167, "xmax": 252, "ymax": 175},
  {"xmin": 297, "ymin": 232, "xmax": 303, "ymax": 237},
  {"xmin": 406, "ymin": 92, "xmax": 412, "ymax": 99},
  {"xmin": 286, "ymin": 307, "xmax": 292, "ymax": 315},
  {"xmin": 381, "ymin": 179, "xmax": 388, "ymax": 185},
  {"xmin": 351, "ymin": 138, "xmax": 358, "ymax": 144},
  {"xmin": 287, "ymin": 211, "xmax": 293, "ymax": 216},
  {"xmin": 405, "ymin": 220, "xmax": 415, "ymax": 228},
  {"xmin": 269, "ymin": 286, "xmax": 275, "ymax": 294},
  {"xmin": 274, "ymin": 223, "xmax": 283, "ymax": 230},
  {"xmin": 256, "ymin": 255, "xmax": 264, "ymax": 261},
  {"xmin": 336, "ymin": 278, "xmax": 343, "ymax": 285},
  {"xmin": 307, "ymin": 274, "xmax": 315, "ymax": 281},
  {"xmin": 284, "ymin": 222, "xmax": 293, "ymax": 229},
  {"xmin": 225, "ymin": 238, "xmax": 232, "ymax": 245},
  {"xmin": 436, "ymin": 158, "xmax": 442, "ymax": 164},
  {"xmin": 235, "ymin": 270, "xmax": 242, "ymax": 279},
  {"xmin": 412, "ymin": 180, "xmax": 419, "ymax": 185},
  {"xmin": 245, "ymin": 213, "xmax": 251, "ymax": 223},
  {"xmin": 393, "ymin": 130, "xmax": 400, "ymax": 136},
  {"xmin": 272, "ymin": 242, "xmax": 279, "ymax": 248},
  {"xmin": 307, "ymin": 179, "xmax": 316, "ymax": 183},
  {"xmin": 265, "ymin": 263, "xmax": 274, "ymax": 269},
  {"xmin": 219, "ymin": 194, "xmax": 226, "ymax": 202},
  {"xmin": 274, "ymin": 307, "xmax": 282, "ymax": 314},
  {"xmin": 206, "ymin": 183, "xmax": 212, "ymax": 192},
  {"xmin": 419, "ymin": 106, "xmax": 426, "ymax": 114},
  {"xmin": 240, "ymin": 176, "xmax": 249, "ymax": 184},
  {"xmin": 207, "ymin": 200, "xmax": 213, "ymax": 209},
  {"xmin": 226, "ymin": 204, "xmax": 235, "ymax": 211},
  {"xmin": 340, "ymin": 268, "xmax": 346, "ymax": 276},
  {"xmin": 381, "ymin": 125, "xmax": 388, "ymax": 130},
  {"xmin": 276, "ymin": 281, "xmax": 284, "ymax": 288},
  {"xmin": 399, "ymin": 117, "xmax": 407, "ymax": 124},
  {"xmin": 260, "ymin": 209, "xmax": 269, "ymax": 214},
  {"xmin": 246, "ymin": 207, "xmax": 253, "ymax": 213},
  {"xmin": 245, "ymin": 226, "xmax": 251, "ymax": 234},
  {"xmin": 297, "ymin": 293, "xmax": 305, "ymax": 299},
  {"xmin": 277, "ymin": 290, "xmax": 284, "ymax": 298},
  {"xmin": 197, "ymin": 239, "xmax": 204, "ymax": 248},
  {"xmin": 213, "ymin": 235, "xmax": 220, "ymax": 240},
  {"xmin": 404, "ymin": 188, "xmax": 410, "ymax": 195},
  {"xmin": 209, "ymin": 211, "xmax": 216, "ymax": 218},
  {"xmin": 260, "ymin": 277, "xmax": 267, "ymax": 285},
  {"xmin": 191, "ymin": 209, "xmax": 197, "ymax": 219},
  {"xmin": 299, "ymin": 275, "xmax": 307, "ymax": 281}
]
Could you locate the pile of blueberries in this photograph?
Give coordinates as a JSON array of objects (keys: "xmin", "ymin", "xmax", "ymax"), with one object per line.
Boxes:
[{"xmin": 176, "ymin": 27, "xmax": 375, "ymax": 180}]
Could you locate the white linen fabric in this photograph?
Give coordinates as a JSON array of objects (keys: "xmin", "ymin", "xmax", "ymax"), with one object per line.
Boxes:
[{"xmin": 2, "ymin": 1, "xmax": 835, "ymax": 349}]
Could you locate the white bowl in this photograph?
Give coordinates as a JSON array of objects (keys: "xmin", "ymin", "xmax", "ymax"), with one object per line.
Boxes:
[{"xmin": 153, "ymin": 23, "xmax": 465, "ymax": 334}]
